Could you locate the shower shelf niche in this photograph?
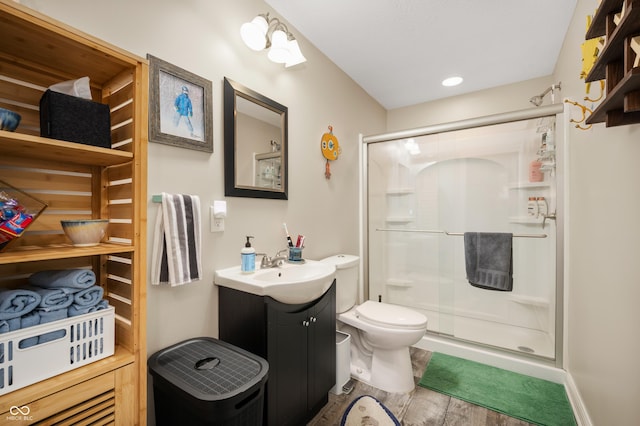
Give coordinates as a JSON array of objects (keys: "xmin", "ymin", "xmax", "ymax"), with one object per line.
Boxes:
[
  {"xmin": 509, "ymin": 216, "xmax": 545, "ymax": 225},
  {"xmin": 509, "ymin": 294, "xmax": 550, "ymax": 309},
  {"xmin": 385, "ymin": 278, "xmax": 413, "ymax": 288},
  {"xmin": 386, "ymin": 188, "xmax": 414, "ymax": 194},
  {"xmin": 508, "ymin": 182, "xmax": 551, "ymax": 190},
  {"xmin": 385, "ymin": 216, "xmax": 415, "ymax": 223}
]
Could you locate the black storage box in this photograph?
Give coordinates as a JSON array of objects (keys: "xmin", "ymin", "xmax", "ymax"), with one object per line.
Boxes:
[
  {"xmin": 39, "ymin": 89, "xmax": 111, "ymax": 148},
  {"xmin": 148, "ymin": 337, "xmax": 269, "ymax": 426}
]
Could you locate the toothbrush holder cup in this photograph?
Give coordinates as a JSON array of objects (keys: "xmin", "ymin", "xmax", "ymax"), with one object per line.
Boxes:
[{"xmin": 288, "ymin": 247, "xmax": 303, "ymax": 262}]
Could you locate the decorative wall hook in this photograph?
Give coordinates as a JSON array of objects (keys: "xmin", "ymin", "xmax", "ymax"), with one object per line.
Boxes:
[
  {"xmin": 564, "ymin": 99, "xmax": 593, "ymax": 130},
  {"xmin": 584, "ymin": 80, "xmax": 605, "ymax": 103}
]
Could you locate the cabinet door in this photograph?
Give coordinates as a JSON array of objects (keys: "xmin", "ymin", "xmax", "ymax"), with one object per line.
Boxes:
[
  {"xmin": 267, "ymin": 305, "xmax": 309, "ymax": 426},
  {"xmin": 307, "ymin": 283, "xmax": 336, "ymax": 414}
]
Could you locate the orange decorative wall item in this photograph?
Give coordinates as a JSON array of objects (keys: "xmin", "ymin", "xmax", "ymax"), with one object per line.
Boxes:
[{"xmin": 321, "ymin": 125, "xmax": 341, "ymax": 179}]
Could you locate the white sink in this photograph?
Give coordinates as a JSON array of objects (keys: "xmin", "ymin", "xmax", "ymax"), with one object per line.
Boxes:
[{"xmin": 214, "ymin": 260, "xmax": 336, "ymax": 304}]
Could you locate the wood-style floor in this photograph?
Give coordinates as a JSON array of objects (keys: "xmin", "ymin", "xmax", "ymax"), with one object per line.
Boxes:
[{"xmin": 308, "ymin": 347, "xmax": 533, "ymax": 426}]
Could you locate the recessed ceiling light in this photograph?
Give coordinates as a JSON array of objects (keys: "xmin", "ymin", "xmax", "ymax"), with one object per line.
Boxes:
[{"xmin": 442, "ymin": 76, "xmax": 463, "ymax": 87}]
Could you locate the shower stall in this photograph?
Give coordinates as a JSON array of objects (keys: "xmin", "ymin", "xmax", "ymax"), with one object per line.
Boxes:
[{"xmin": 362, "ymin": 104, "xmax": 564, "ymax": 366}]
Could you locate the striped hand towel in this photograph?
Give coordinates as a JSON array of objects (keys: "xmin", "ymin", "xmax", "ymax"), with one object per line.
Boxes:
[{"xmin": 151, "ymin": 193, "xmax": 202, "ymax": 286}]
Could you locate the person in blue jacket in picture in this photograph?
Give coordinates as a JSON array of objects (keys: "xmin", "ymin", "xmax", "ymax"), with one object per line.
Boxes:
[{"xmin": 173, "ymin": 85, "xmax": 194, "ymax": 137}]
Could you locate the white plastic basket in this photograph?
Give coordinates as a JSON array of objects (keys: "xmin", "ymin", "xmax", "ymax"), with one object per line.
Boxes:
[{"xmin": 0, "ymin": 306, "xmax": 115, "ymax": 395}]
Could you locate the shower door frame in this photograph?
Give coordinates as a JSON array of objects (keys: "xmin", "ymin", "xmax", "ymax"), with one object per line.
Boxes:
[{"xmin": 360, "ymin": 103, "xmax": 565, "ymax": 367}]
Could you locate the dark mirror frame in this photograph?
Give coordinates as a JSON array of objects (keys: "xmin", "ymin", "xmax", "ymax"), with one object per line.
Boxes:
[{"xmin": 223, "ymin": 77, "xmax": 288, "ymax": 199}]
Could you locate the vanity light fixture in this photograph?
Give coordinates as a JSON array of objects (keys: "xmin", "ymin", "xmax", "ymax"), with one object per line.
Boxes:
[
  {"xmin": 240, "ymin": 13, "xmax": 307, "ymax": 68},
  {"xmin": 442, "ymin": 76, "xmax": 463, "ymax": 87}
]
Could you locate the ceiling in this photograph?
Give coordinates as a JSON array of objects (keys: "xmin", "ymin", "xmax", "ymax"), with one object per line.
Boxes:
[{"xmin": 265, "ymin": 0, "xmax": 578, "ymax": 110}]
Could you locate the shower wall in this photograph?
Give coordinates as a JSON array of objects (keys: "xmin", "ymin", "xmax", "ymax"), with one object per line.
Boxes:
[{"xmin": 367, "ymin": 116, "xmax": 558, "ymax": 359}]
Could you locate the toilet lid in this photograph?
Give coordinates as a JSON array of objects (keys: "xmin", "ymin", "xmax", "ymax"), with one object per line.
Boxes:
[{"xmin": 355, "ymin": 301, "xmax": 427, "ymax": 330}]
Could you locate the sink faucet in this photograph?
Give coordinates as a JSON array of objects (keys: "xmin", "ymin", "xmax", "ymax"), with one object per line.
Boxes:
[{"xmin": 260, "ymin": 249, "xmax": 288, "ymax": 268}]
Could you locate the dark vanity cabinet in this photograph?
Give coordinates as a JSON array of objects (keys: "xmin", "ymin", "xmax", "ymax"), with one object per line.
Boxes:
[{"xmin": 219, "ymin": 282, "xmax": 336, "ymax": 426}]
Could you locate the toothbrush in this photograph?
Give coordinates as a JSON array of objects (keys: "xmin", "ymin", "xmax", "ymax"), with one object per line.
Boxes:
[{"xmin": 283, "ymin": 223, "xmax": 294, "ymax": 247}]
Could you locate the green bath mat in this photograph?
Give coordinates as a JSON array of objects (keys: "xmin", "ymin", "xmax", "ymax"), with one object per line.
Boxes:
[{"xmin": 419, "ymin": 353, "xmax": 576, "ymax": 426}]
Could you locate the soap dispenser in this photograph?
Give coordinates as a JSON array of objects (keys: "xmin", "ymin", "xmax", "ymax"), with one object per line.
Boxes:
[{"xmin": 241, "ymin": 236, "xmax": 256, "ymax": 273}]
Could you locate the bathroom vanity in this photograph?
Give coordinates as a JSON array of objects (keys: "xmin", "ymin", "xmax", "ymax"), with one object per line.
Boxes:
[{"xmin": 218, "ymin": 282, "xmax": 336, "ymax": 426}]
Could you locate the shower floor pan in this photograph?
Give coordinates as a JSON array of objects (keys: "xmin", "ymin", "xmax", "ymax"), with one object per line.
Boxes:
[{"xmin": 421, "ymin": 309, "xmax": 555, "ymax": 359}]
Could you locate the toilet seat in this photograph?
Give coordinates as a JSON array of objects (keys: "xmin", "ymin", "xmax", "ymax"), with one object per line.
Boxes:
[{"xmin": 355, "ymin": 301, "xmax": 427, "ymax": 330}]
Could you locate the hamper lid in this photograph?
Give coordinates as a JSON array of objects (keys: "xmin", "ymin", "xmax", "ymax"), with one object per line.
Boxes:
[{"xmin": 148, "ymin": 337, "xmax": 268, "ymax": 401}]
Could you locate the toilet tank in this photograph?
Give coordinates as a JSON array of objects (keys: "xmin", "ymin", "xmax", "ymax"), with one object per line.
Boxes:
[{"xmin": 321, "ymin": 254, "xmax": 359, "ymax": 314}]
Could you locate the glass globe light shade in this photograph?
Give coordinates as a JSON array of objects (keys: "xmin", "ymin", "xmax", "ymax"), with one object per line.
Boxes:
[
  {"xmin": 267, "ymin": 29, "xmax": 290, "ymax": 63},
  {"xmin": 240, "ymin": 16, "xmax": 268, "ymax": 51},
  {"xmin": 285, "ymin": 39, "xmax": 306, "ymax": 67}
]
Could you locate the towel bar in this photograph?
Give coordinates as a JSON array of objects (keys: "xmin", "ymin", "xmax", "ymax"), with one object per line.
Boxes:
[{"xmin": 375, "ymin": 228, "xmax": 547, "ymax": 239}]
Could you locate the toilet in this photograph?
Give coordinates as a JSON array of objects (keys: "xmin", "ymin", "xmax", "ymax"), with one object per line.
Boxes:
[{"xmin": 321, "ymin": 254, "xmax": 428, "ymax": 393}]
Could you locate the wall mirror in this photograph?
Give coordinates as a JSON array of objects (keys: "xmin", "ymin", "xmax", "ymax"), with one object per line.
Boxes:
[{"xmin": 224, "ymin": 77, "xmax": 288, "ymax": 199}]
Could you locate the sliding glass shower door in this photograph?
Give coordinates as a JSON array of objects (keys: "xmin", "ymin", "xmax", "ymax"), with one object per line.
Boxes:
[{"xmin": 366, "ymin": 116, "xmax": 558, "ymax": 359}]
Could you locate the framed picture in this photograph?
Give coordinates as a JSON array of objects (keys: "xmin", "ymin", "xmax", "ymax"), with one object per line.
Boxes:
[{"xmin": 148, "ymin": 54, "xmax": 213, "ymax": 152}]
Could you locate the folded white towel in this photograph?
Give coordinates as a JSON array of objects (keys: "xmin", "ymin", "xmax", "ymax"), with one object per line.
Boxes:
[{"xmin": 151, "ymin": 193, "xmax": 202, "ymax": 286}]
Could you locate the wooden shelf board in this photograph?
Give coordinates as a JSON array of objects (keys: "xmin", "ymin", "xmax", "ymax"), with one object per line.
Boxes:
[
  {"xmin": 0, "ymin": 345, "xmax": 135, "ymax": 409},
  {"xmin": 0, "ymin": 243, "xmax": 135, "ymax": 264},
  {"xmin": 586, "ymin": 0, "xmax": 624, "ymax": 38},
  {"xmin": 586, "ymin": 0, "xmax": 640, "ymax": 82},
  {"xmin": 587, "ymin": 67, "xmax": 640, "ymax": 124},
  {"xmin": 0, "ymin": 0, "xmax": 145, "ymax": 86},
  {"xmin": 0, "ymin": 131, "xmax": 133, "ymax": 166}
]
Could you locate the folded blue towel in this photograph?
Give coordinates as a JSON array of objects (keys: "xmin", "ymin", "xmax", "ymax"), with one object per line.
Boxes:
[
  {"xmin": 0, "ymin": 310, "xmax": 41, "ymax": 334},
  {"xmin": 69, "ymin": 299, "xmax": 108, "ymax": 317},
  {"xmin": 73, "ymin": 286, "xmax": 104, "ymax": 306},
  {"xmin": 0, "ymin": 317, "xmax": 18, "ymax": 333},
  {"xmin": 38, "ymin": 307, "xmax": 69, "ymax": 322},
  {"xmin": 28, "ymin": 269, "xmax": 96, "ymax": 290},
  {"xmin": 36, "ymin": 307, "xmax": 68, "ymax": 344},
  {"xmin": 17, "ymin": 311, "xmax": 42, "ymax": 348},
  {"xmin": 27, "ymin": 286, "xmax": 75, "ymax": 310},
  {"xmin": 0, "ymin": 289, "xmax": 41, "ymax": 320}
]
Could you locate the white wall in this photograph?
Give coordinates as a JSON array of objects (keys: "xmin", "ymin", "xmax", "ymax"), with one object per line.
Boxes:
[
  {"xmin": 554, "ymin": 1, "xmax": 640, "ymax": 425},
  {"xmin": 386, "ymin": 76, "xmax": 555, "ymax": 131},
  {"xmin": 19, "ymin": 0, "xmax": 385, "ymax": 367},
  {"xmin": 18, "ymin": 0, "xmax": 640, "ymax": 424},
  {"xmin": 384, "ymin": 1, "xmax": 640, "ymax": 424}
]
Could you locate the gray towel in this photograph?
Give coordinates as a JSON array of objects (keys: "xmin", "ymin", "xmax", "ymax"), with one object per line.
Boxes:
[{"xmin": 464, "ymin": 232, "xmax": 513, "ymax": 291}]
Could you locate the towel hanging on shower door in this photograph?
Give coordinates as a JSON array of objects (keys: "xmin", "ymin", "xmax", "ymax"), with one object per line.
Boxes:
[{"xmin": 463, "ymin": 232, "xmax": 513, "ymax": 291}]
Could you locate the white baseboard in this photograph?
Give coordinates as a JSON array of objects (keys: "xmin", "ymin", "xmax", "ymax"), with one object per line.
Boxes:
[{"xmin": 564, "ymin": 372, "xmax": 592, "ymax": 426}]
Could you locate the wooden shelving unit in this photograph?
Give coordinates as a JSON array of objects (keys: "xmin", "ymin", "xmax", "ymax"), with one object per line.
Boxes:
[
  {"xmin": 585, "ymin": 0, "xmax": 640, "ymax": 126},
  {"xmin": 0, "ymin": 1, "xmax": 148, "ymax": 424}
]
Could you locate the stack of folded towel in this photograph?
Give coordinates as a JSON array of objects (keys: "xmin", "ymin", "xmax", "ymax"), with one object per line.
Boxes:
[{"xmin": 0, "ymin": 269, "xmax": 109, "ymax": 347}]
